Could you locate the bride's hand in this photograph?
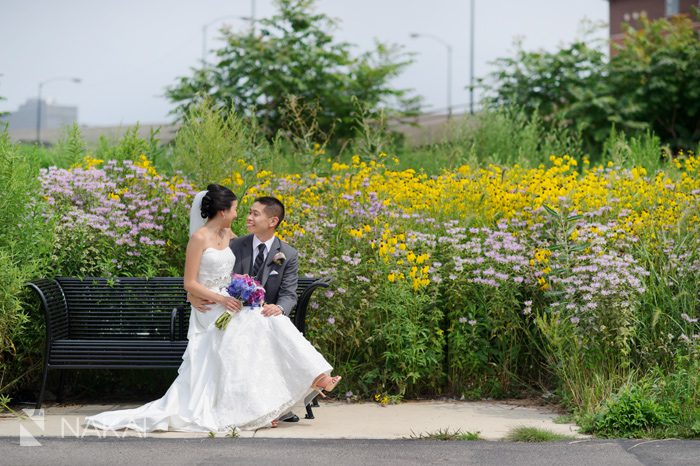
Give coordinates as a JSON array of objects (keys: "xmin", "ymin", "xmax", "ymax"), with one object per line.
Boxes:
[{"xmin": 218, "ymin": 296, "xmax": 242, "ymax": 313}]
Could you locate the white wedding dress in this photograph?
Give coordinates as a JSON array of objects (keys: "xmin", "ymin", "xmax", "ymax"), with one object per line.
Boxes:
[{"xmin": 85, "ymin": 247, "xmax": 332, "ymax": 432}]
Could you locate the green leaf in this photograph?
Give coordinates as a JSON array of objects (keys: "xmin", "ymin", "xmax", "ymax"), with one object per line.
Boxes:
[
  {"xmin": 543, "ymin": 204, "xmax": 559, "ymax": 217},
  {"xmin": 569, "ymin": 243, "xmax": 591, "ymax": 252}
]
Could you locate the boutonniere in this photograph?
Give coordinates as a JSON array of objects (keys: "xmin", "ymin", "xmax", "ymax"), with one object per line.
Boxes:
[{"xmin": 272, "ymin": 251, "xmax": 287, "ymax": 266}]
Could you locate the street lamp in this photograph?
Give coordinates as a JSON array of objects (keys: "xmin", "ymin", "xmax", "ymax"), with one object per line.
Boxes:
[
  {"xmin": 36, "ymin": 77, "xmax": 81, "ymax": 145},
  {"xmin": 410, "ymin": 32, "xmax": 453, "ymax": 120}
]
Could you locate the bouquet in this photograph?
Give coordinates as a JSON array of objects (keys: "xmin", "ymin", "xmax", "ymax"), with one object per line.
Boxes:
[{"xmin": 214, "ymin": 274, "xmax": 266, "ymax": 330}]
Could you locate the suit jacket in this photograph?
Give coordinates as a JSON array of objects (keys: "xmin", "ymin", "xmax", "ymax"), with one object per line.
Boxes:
[{"xmin": 229, "ymin": 234, "xmax": 298, "ymax": 316}]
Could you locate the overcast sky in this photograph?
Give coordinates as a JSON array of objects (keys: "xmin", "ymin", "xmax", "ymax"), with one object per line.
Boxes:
[{"xmin": 0, "ymin": 0, "xmax": 609, "ymax": 126}]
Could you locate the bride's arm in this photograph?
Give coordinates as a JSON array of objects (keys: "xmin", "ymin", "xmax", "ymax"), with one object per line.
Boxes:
[{"xmin": 184, "ymin": 233, "xmax": 240, "ymax": 312}]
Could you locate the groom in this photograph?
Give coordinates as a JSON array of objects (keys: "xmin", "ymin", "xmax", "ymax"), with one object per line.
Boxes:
[
  {"xmin": 230, "ymin": 196, "xmax": 298, "ymax": 318},
  {"xmin": 190, "ymin": 195, "xmax": 301, "ymax": 421}
]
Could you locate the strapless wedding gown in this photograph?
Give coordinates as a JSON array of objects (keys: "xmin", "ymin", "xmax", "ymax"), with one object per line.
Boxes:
[{"xmin": 85, "ymin": 247, "xmax": 332, "ymax": 432}]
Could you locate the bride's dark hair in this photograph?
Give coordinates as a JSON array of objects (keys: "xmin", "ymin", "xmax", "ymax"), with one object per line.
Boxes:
[{"xmin": 200, "ymin": 184, "xmax": 237, "ymax": 219}]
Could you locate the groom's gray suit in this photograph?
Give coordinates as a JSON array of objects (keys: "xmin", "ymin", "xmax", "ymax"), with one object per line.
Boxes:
[{"xmin": 229, "ymin": 234, "xmax": 299, "ymax": 316}]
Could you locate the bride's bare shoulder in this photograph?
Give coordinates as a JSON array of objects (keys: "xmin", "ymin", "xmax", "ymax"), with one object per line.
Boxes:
[{"xmin": 188, "ymin": 228, "xmax": 209, "ymax": 247}]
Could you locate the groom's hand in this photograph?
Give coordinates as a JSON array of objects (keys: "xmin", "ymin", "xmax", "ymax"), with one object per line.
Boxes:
[
  {"xmin": 188, "ymin": 293, "xmax": 215, "ymax": 313},
  {"xmin": 261, "ymin": 304, "xmax": 283, "ymax": 317}
]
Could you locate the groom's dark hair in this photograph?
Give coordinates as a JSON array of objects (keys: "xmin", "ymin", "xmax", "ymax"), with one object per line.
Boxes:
[{"xmin": 254, "ymin": 196, "xmax": 285, "ymax": 228}]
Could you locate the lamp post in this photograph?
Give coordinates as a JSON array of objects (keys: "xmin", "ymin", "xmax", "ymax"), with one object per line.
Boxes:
[
  {"xmin": 36, "ymin": 76, "xmax": 81, "ymax": 145},
  {"xmin": 410, "ymin": 32, "xmax": 453, "ymax": 120}
]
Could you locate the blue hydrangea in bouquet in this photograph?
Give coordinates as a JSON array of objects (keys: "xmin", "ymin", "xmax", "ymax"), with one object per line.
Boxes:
[{"xmin": 214, "ymin": 274, "xmax": 266, "ymax": 330}]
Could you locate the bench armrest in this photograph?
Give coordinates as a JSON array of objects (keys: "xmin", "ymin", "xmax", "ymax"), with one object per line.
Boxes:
[
  {"xmin": 293, "ymin": 277, "xmax": 332, "ymax": 334},
  {"xmin": 26, "ymin": 279, "xmax": 69, "ymax": 341}
]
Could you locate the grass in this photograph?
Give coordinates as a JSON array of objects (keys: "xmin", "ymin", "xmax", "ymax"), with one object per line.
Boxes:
[
  {"xmin": 505, "ymin": 426, "xmax": 576, "ymax": 442},
  {"xmin": 207, "ymin": 427, "xmax": 240, "ymax": 438},
  {"xmin": 408, "ymin": 428, "xmax": 481, "ymax": 441},
  {"xmin": 553, "ymin": 414, "xmax": 575, "ymax": 424}
]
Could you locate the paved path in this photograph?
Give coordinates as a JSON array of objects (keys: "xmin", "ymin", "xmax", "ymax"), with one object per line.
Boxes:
[
  {"xmin": 1, "ymin": 438, "xmax": 698, "ymax": 465},
  {"xmin": 0, "ymin": 400, "xmax": 581, "ymax": 440}
]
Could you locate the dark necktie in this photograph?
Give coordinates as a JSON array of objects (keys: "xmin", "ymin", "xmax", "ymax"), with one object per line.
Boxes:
[{"xmin": 252, "ymin": 243, "xmax": 266, "ymax": 278}]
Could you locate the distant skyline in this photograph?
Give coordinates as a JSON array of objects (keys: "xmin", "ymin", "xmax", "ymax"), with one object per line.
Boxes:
[{"xmin": 0, "ymin": 0, "xmax": 608, "ymax": 126}]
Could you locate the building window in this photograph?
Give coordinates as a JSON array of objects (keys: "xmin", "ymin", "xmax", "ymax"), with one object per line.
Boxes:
[{"xmin": 666, "ymin": 0, "xmax": 679, "ymax": 16}]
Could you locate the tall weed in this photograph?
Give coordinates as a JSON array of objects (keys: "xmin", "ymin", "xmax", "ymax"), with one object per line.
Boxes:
[{"xmin": 0, "ymin": 129, "xmax": 51, "ymax": 394}]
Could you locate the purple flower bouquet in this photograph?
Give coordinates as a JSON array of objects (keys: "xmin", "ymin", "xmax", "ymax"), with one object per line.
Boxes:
[{"xmin": 214, "ymin": 274, "xmax": 266, "ymax": 330}]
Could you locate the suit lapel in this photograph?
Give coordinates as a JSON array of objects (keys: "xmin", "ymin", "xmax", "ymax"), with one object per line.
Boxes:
[
  {"xmin": 235, "ymin": 235, "xmax": 254, "ymax": 276},
  {"xmin": 261, "ymin": 237, "xmax": 281, "ymax": 286}
]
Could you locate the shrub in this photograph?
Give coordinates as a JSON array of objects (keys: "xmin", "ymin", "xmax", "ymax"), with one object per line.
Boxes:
[
  {"xmin": 592, "ymin": 382, "xmax": 673, "ymax": 438},
  {"xmin": 0, "ymin": 129, "xmax": 52, "ymax": 394}
]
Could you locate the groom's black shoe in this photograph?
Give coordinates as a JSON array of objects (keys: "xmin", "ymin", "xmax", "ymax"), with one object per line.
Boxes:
[{"xmin": 281, "ymin": 413, "xmax": 299, "ymax": 422}]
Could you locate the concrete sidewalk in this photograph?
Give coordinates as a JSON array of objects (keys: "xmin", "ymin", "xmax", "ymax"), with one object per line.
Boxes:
[{"xmin": 0, "ymin": 399, "xmax": 584, "ymax": 441}]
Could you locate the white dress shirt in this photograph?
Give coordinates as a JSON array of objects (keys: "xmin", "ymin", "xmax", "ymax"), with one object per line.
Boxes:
[
  {"xmin": 252, "ymin": 235, "xmax": 275, "ymax": 264},
  {"xmin": 251, "ymin": 235, "xmax": 283, "ymax": 313}
]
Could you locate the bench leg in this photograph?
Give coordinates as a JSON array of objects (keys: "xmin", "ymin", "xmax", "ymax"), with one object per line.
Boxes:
[
  {"xmin": 36, "ymin": 364, "xmax": 49, "ymax": 410},
  {"xmin": 57, "ymin": 371, "xmax": 66, "ymax": 403}
]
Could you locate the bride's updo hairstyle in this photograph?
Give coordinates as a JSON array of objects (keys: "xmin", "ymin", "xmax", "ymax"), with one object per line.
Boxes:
[{"xmin": 200, "ymin": 184, "xmax": 237, "ymax": 219}]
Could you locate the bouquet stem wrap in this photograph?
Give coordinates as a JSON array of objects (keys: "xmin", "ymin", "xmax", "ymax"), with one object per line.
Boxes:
[{"xmin": 214, "ymin": 274, "xmax": 265, "ymax": 331}]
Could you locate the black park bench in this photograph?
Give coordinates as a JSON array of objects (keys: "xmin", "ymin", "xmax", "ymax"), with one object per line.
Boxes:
[{"xmin": 27, "ymin": 276, "xmax": 331, "ymax": 412}]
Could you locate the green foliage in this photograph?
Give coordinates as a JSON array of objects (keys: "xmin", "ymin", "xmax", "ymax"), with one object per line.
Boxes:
[
  {"xmin": 303, "ymin": 234, "xmax": 443, "ymax": 398},
  {"xmin": 483, "ymin": 35, "xmax": 614, "ymax": 153},
  {"xmin": 166, "ymin": 0, "xmax": 418, "ymax": 145},
  {"xmin": 39, "ymin": 161, "xmax": 193, "ymax": 278},
  {"xmin": 440, "ymin": 238, "xmax": 538, "ymax": 398},
  {"xmin": 1, "ymin": 113, "xmax": 697, "ymax": 442},
  {"xmin": 484, "ymin": 12, "xmax": 700, "ymax": 154},
  {"xmin": 0, "ymin": 128, "xmax": 51, "ymax": 394},
  {"xmin": 373, "ymin": 284, "xmax": 443, "ymax": 397},
  {"xmin": 94, "ymin": 125, "xmax": 164, "ymax": 164},
  {"xmin": 393, "ymin": 110, "xmax": 583, "ymax": 173},
  {"xmin": 633, "ymin": 228, "xmax": 700, "ymax": 371},
  {"xmin": 463, "ymin": 108, "xmax": 583, "ymax": 167},
  {"xmin": 534, "ymin": 206, "xmax": 639, "ymax": 410},
  {"xmin": 408, "ymin": 428, "xmax": 481, "ymax": 441},
  {"xmin": 171, "ymin": 98, "xmax": 264, "ymax": 193},
  {"xmin": 609, "ymin": 13, "xmax": 700, "ymax": 150},
  {"xmin": 602, "ymin": 126, "xmax": 670, "ymax": 172},
  {"xmin": 591, "ymin": 381, "xmax": 674, "ymax": 438},
  {"xmin": 553, "ymin": 414, "xmax": 574, "ymax": 424},
  {"xmin": 505, "ymin": 426, "xmax": 575, "ymax": 442}
]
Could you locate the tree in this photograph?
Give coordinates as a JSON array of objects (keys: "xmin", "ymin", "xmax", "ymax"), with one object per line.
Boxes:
[
  {"xmin": 483, "ymin": 11, "xmax": 700, "ymax": 152},
  {"xmin": 609, "ymin": 12, "xmax": 700, "ymax": 150},
  {"xmin": 166, "ymin": 0, "xmax": 419, "ymax": 145},
  {"xmin": 482, "ymin": 38, "xmax": 619, "ymax": 151}
]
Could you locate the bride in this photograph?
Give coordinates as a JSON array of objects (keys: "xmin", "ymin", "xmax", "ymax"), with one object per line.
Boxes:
[{"xmin": 85, "ymin": 184, "xmax": 341, "ymax": 432}]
